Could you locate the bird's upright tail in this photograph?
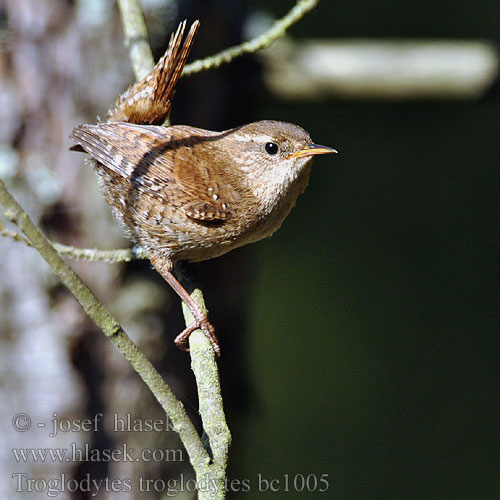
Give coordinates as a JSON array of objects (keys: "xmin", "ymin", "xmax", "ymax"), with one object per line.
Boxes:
[{"xmin": 107, "ymin": 20, "xmax": 200, "ymax": 126}]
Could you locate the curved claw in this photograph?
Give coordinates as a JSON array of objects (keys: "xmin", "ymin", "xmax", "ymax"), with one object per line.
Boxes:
[
  {"xmin": 174, "ymin": 323, "xmax": 196, "ymax": 352},
  {"xmin": 174, "ymin": 318, "xmax": 221, "ymax": 358}
]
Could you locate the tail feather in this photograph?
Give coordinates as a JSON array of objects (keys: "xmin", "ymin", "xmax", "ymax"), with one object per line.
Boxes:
[{"xmin": 107, "ymin": 20, "xmax": 200, "ymax": 125}]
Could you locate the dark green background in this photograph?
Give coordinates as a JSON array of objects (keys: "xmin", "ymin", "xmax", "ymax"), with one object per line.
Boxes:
[{"xmin": 221, "ymin": 1, "xmax": 499, "ymax": 498}]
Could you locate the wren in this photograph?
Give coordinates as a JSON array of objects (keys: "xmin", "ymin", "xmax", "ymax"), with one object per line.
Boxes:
[{"xmin": 70, "ymin": 21, "xmax": 337, "ymax": 357}]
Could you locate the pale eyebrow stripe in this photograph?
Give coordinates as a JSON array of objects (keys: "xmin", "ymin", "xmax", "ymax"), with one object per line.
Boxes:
[{"xmin": 231, "ymin": 134, "xmax": 274, "ymax": 143}]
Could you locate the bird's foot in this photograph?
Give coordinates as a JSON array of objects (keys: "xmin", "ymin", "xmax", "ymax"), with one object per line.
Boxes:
[{"xmin": 174, "ymin": 315, "xmax": 220, "ymax": 358}]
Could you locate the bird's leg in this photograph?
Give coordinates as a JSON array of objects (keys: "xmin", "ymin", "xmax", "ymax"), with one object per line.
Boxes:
[{"xmin": 149, "ymin": 253, "xmax": 220, "ymax": 358}]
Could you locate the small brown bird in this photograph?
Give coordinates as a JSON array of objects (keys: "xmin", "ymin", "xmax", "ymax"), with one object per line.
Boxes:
[{"xmin": 70, "ymin": 21, "xmax": 337, "ymax": 357}]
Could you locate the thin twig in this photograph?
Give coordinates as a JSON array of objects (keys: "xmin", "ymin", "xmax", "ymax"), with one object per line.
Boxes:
[
  {"xmin": 183, "ymin": 0, "xmax": 319, "ymax": 76},
  {"xmin": 0, "ymin": 221, "xmax": 30, "ymax": 245},
  {"xmin": 52, "ymin": 244, "xmax": 147, "ymax": 262},
  {"xmin": 0, "ymin": 223, "xmax": 147, "ymax": 261}
]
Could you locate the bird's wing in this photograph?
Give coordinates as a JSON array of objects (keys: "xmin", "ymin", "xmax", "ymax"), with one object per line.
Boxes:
[
  {"xmin": 70, "ymin": 122, "xmax": 176, "ymax": 183},
  {"xmin": 70, "ymin": 122, "xmax": 234, "ymax": 221}
]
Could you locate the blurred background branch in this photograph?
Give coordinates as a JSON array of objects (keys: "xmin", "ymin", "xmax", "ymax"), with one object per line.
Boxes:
[
  {"xmin": 116, "ymin": 0, "xmax": 155, "ymax": 79},
  {"xmin": 260, "ymin": 38, "xmax": 498, "ymax": 99}
]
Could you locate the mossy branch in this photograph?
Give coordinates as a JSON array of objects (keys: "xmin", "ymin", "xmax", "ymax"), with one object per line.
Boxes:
[{"xmin": 185, "ymin": 292, "xmax": 231, "ymax": 493}]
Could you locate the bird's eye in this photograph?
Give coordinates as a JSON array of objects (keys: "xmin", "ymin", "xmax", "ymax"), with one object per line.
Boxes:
[{"xmin": 265, "ymin": 142, "xmax": 279, "ymax": 155}]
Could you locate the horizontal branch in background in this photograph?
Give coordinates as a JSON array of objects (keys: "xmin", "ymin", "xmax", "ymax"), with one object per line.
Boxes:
[
  {"xmin": 261, "ymin": 39, "xmax": 498, "ymax": 99},
  {"xmin": 0, "ymin": 223, "xmax": 147, "ymax": 262}
]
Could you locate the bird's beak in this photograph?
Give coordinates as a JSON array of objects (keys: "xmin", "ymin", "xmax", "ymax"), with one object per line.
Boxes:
[{"xmin": 287, "ymin": 144, "xmax": 338, "ymax": 160}]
